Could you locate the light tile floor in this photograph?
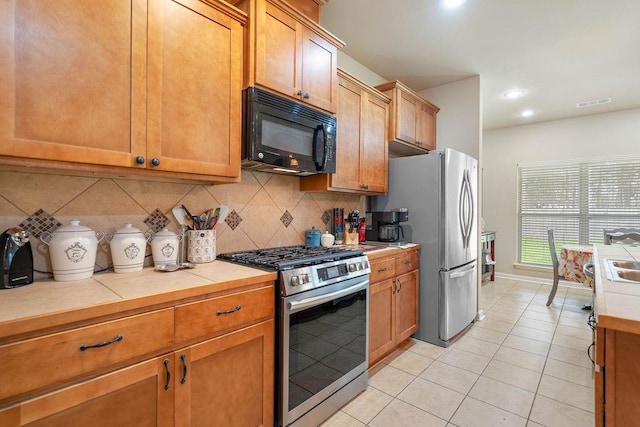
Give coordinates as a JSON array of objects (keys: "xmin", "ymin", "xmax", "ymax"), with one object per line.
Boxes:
[{"xmin": 322, "ymin": 278, "xmax": 595, "ymax": 427}]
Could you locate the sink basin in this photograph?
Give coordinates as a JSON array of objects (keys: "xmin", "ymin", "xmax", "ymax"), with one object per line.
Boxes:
[
  {"xmin": 612, "ymin": 261, "xmax": 640, "ymax": 270},
  {"xmin": 605, "ymin": 259, "xmax": 640, "ymax": 283},
  {"xmin": 617, "ymin": 270, "xmax": 640, "ymax": 282}
]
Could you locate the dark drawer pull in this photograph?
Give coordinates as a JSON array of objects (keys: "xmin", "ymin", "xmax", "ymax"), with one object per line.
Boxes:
[
  {"xmin": 216, "ymin": 305, "xmax": 242, "ymax": 316},
  {"xmin": 404, "ymin": 260, "xmax": 412, "ymax": 265},
  {"xmin": 377, "ymin": 267, "xmax": 388, "ymax": 273},
  {"xmin": 79, "ymin": 334, "xmax": 123, "ymax": 351},
  {"xmin": 163, "ymin": 358, "xmax": 171, "ymax": 391},
  {"xmin": 180, "ymin": 353, "xmax": 188, "ymax": 384}
]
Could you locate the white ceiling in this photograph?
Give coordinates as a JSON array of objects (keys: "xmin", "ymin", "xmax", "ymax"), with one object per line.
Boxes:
[{"xmin": 320, "ymin": 0, "xmax": 640, "ymax": 130}]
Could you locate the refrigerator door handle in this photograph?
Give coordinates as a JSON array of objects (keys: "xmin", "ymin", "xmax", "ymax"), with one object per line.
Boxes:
[
  {"xmin": 458, "ymin": 169, "xmax": 474, "ymax": 249},
  {"xmin": 450, "ymin": 266, "xmax": 475, "ymax": 279}
]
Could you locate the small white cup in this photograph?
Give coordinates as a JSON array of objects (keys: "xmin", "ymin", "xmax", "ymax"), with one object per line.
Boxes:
[{"xmin": 321, "ymin": 232, "xmax": 335, "ymax": 247}]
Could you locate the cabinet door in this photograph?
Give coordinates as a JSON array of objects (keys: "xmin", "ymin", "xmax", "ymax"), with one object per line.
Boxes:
[
  {"xmin": 396, "ymin": 91, "xmax": 418, "ymax": 144},
  {"xmin": 255, "ymin": 1, "xmax": 302, "ymax": 101},
  {"xmin": 330, "ymin": 76, "xmax": 362, "ymax": 191},
  {"xmin": 395, "ymin": 270, "xmax": 419, "ymax": 343},
  {"xmin": 369, "ymin": 279, "xmax": 396, "ymax": 366},
  {"xmin": 360, "ymin": 92, "xmax": 388, "ymax": 193},
  {"xmin": 417, "ymin": 104, "xmax": 436, "ymax": 151},
  {"xmin": 146, "ymin": 0, "xmax": 242, "ymax": 177},
  {"xmin": 0, "ymin": 0, "xmax": 146, "ymax": 167},
  {"xmin": 175, "ymin": 320, "xmax": 274, "ymax": 427},
  {"xmin": 301, "ymin": 29, "xmax": 338, "ymax": 113},
  {"xmin": 1, "ymin": 356, "xmax": 172, "ymax": 427}
]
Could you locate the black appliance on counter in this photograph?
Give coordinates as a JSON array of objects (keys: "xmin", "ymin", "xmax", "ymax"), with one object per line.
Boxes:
[
  {"xmin": 1, "ymin": 228, "xmax": 34, "ymax": 289},
  {"xmin": 242, "ymin": 87, "xmax": 337, "ymax": 176},
  {"xmin": 365, "ymin": 209, "xmax": 409, "ymax": 244},
  {"xmin": 218, "ymin": 245, "xmax": 370, "ymax": 427}
]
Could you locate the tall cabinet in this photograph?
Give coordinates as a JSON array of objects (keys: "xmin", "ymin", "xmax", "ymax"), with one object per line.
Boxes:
[
  {"xmin": 301, "ymin": 69, "xmax": 390, "ymax": 194},
  {"xmin": 0, "ymin": 0, "xmax": 244, "ymax": 181}
]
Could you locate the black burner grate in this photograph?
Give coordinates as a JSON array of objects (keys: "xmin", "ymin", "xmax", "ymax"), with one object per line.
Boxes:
[{"xmin": 218, "ymin": 245, "xmax": 363, "ymax": 270}]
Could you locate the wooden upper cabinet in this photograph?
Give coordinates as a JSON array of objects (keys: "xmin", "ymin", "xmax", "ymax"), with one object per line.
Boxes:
[
  {"xmin": 0, "ymin": 0, "xmax": 244, "ymax": 181},
  {"xmin": 375, "ymin": 80, "xmax": 440, "ymax": 156},
  {"xmin": 146, "ymin": 0, "xmax": 243, "ymax": 177},
  {"xmin": 301, "ymin": 69, "xmax": 389, "ymax": 194},
  {"xmin": 237, "ymin": 0, "xmax": 343, "ymax": 113},
  {"xmin": 0, "ymin": 0, "xmax": 142, "ymax": 167}
]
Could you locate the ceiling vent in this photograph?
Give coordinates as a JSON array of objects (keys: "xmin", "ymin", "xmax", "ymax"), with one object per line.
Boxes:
[{"xmin": 576, "ymin": 97, "xmax": 612, "ymax": 108}]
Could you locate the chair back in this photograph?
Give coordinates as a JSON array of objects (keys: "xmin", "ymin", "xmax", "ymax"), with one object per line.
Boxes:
[
  {"xmin": 547, "ymin": 228, "xmax": 559, "ymax": 273},
  {"xmin": 603, "ymin": 228, "xmax": 640, "ymax": 245}
]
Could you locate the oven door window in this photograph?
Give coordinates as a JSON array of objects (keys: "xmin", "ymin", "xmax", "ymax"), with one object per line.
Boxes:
[{"xmin": 287, "ymin": 288, "xmax": 367, "ymax": 412}]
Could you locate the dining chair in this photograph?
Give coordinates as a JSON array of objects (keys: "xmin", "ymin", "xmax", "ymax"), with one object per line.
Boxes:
[
  {"xmin": 603, "ymin": 227, "xmax": 640, "ymax": 245},
  {"xmin": 546, "ymin": 228, "xmax": 564, "ymax": 306}
]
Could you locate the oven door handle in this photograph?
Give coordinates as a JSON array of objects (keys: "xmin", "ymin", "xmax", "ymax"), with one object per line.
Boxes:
[{"xmin": 288, "ymin": 280, "xmax": 369, "ymax": 314}]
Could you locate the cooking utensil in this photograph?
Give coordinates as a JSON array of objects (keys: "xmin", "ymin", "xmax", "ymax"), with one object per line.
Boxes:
[
  {"xmin": 154, "ymin": 262, "xmax": 195, "ymax": 272},
  {"xmin": 212, "ymin": 205, "xmax": 229, "ymax": 229},
  {"xmin": 181, "ymin": 204, "xmax": 199, "ymax": 229}
]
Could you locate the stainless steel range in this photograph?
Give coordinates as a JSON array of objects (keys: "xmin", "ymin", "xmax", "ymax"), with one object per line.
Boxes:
[{"xmin": 218, "ymin": 245, "xmax": 370, "ymax": 427}]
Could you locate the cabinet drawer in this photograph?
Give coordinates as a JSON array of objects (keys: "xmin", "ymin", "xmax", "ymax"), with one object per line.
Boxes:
[
  {"xmin": 369, "ymin": 257, "xmax": 396, "ymax": 283},
  {"xmin": 175, "ymin": 285, "xmax": 274, "ymax": 343},
  {"xmin": 395, "ymin": 251, "xmax": 419, "ymax": 275},
  {"xmin": 0, "ymin": 308, "xmax": 174, "ymax": 402}
]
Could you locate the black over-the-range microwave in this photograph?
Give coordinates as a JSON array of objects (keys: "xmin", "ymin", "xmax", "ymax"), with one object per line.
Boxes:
[{"xmin": 242, "ymin": 87, "xmax": 337, "ymax": 176}]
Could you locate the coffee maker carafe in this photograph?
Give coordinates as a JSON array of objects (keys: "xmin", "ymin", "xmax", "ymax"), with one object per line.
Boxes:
[{"xmin": 365, "ymin": 209, "xmax": 409, "ymax": 244}]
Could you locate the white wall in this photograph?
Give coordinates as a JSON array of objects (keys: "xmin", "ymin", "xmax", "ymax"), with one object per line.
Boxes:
[
  {"xmin": 483, "ymin": 108, "xmax": 640, "ymax": 278},
  {"xmin": 336, "ymin": 51, "xmax": 387, "ymax": 87}
]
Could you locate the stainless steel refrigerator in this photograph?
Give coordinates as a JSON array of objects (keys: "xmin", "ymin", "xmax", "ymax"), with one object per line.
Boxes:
[{"xmin": 371, "ymin": 148, "xmax": 478, "ymax": 347}]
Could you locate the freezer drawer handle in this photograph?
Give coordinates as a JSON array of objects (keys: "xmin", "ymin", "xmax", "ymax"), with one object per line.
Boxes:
[
  {"xmin": 450, "ymin": 268, "xmax": 475, "ymax": 279},
  {"xmin": 216, "ymin": 305, "xmax": 242, "ymax": 316},
  {"xmin": 79, "ymin": 334, "xmax": 123, "ymax": 351}
]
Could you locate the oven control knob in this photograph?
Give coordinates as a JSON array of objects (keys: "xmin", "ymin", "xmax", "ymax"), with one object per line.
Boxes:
[
  {"xmin": 303, "ymin": 274, "xmax": 310, "ymax": 283},
  {"xmin": 348, "ymin": 263, "xmax": 356, "ymax": 272},
  {"xmin": 359, "ymin": 262, "xmax": 366, "ymax": 270},
  {"xmin": 291, "ymin": 276, "xmax": 300, "ymax": 287}
]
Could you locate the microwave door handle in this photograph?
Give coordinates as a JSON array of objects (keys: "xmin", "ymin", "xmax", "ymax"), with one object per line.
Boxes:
[{"xmin": 312, "ymin": 124, "xmax": 328, "ymax": 171}]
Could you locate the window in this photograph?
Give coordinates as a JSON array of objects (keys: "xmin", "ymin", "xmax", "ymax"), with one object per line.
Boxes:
[{"xmin": 518, "ymin": 156, "xmax": 640, "ymax": 266}]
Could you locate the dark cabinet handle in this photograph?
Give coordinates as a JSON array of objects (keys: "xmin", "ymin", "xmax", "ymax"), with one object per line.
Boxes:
[
  {"xmin": 151, "ymin": 158, "xmax": 160, "ymax": 167},
  {"xmin": 135, "ymin": 156, "xmax": 145, "ymax": 165},
  {"xmin": 392, "ymin": 282, "xmax": 397, "ymax": 294},
  {"xmin": 396, "ymin": 279, "xmax": 402, "ymax": 292},
  {"xmin": 163, "ymin": 358, "xmax": 171, "ymax": 391},
  {"xmin": 180, "ymin": 353, "xmax": 188, "ymax": 384},
  {"xmin": 79, "ymin": 334, "xmax": 123, "ymax": 351},
  {"xmin": 360, "ymin": 184, "xmax": 369, "ymax": 189},
  {"xmin": 296, "ymin": 90, "xmax": 303, "ymax": 97},
  {"xmin": 303, "ymin": 93, "xmax": 310, "ymax": 100},
  {"xmin": 216, "ymin": 305, "xmax": 242, "ymax": 316},
  {"xmin": 404, "ymin": 260, "xmax": 412, "ymax": 265},
  {"xmin": 377, "ymin": 267, "xmax": 387, "ymax": 273}
]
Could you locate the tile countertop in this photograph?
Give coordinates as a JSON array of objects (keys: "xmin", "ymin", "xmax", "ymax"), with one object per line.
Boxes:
[
  {"xmin": 0, "ymin": 245, "xmax": 418, "ymax": 341},
  {"xmin": 0, "ymin": 260, "xmax": 277, "ymax": 341},
  {"xmin": 593, "ymin": 244, "xmax": 640, "ymax": 334}
]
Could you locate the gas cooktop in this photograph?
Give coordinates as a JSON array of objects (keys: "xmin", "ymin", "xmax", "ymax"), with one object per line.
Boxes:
[{"xmin": 217, "ymin": 245, "xmax": 364, "ymax": 271}]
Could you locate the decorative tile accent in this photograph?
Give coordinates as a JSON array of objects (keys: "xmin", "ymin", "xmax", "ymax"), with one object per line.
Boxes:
[
  {"xmin": 225, "ymin": 209, "xmax": 242, "ymax": 230},
  {"xmin": 144, "ymin": 209, "xmax": 170, "ymax": 233},
  {"xmin": 321, "ymin": 210, "xmax": 332, "ymax": 225},
  {"xmin": 280, "ymin": 210, "xmax": 293, "ymax": 227},
  {"xmin": 19, "ymin": 209, "xmax": 62, "ymax": 238}
]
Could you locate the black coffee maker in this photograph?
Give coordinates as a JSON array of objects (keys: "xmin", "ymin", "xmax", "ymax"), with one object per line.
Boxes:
[
  {"xmin": 1, "ymin": 228, "xmax": 34, "ymax": 289},
  {"xmin": 365, "ymin": 209, "xmax": 409, "ymax": 244}
]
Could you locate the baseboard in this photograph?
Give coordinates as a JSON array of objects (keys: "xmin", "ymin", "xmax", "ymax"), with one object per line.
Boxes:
[{"xmin": 494, "ymin": 272, "xmax": 586, "ymax": 289}]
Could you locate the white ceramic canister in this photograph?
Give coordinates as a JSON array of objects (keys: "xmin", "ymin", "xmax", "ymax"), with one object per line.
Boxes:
[
  {"xmin": 40, "ymin": 220, "xmax": 105, "ymax": 281},
  {"xmin": 150, "ymin": 228, "xmax": 179, "ymax": 266},
  {"xmin": 109, "ymin": 224, "xmax": 151, "ymax": 273}
]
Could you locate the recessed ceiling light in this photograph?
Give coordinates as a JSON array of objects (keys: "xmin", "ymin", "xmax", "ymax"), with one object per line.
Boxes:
[
  {"xmin": 503, "ymin": 89, "xmax": 524, "ymax": 99},
  {"xmin": 518, "ymin": 110, "xmax": 534, "ymax": 118},
  {"xmin": 442, "ymin": 0, "xmax": 466, "ymax": 8}
]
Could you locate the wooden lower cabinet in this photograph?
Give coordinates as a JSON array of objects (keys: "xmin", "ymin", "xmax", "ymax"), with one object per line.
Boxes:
[
  {"xmin": 1, "ymin": 356, "xmax": 172, "ymax": 427},
  {"xmin": 368, "ymin": 249, "xmax": 419, "ymax": 367},
  {"xmin": 175, "ymin": 320, "xmax": 274, "ymax": 427},
  {"xmin": 595, "ymin": 326, "xmax": 640, "ymax": 426}
]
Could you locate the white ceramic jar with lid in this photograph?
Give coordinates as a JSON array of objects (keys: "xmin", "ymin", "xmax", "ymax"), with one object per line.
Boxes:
[
  {"xmin": 150, "ymin": 228, "xmax": 179, "ymax": 266},
  {"xmin": 41, "ymin": 220, "xmax": 105, "ymax": 281},
  {"xmin": 109, "ymin": 224, "xmax": 150, "ymax": 273},
  {"xmin": 321, "ymin": 231, "xmax": 335, "ymax": 247}
]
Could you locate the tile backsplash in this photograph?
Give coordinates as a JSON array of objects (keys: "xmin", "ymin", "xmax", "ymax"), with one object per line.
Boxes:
[{"xmin": 0, "ymin": 169, "xmax": 362, "ymax": 280}]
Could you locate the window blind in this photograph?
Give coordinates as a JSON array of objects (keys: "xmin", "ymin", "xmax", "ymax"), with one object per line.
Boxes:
[{"xmin": 518, "ymin": 156, "xmax": 640, "ymax": 266}]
